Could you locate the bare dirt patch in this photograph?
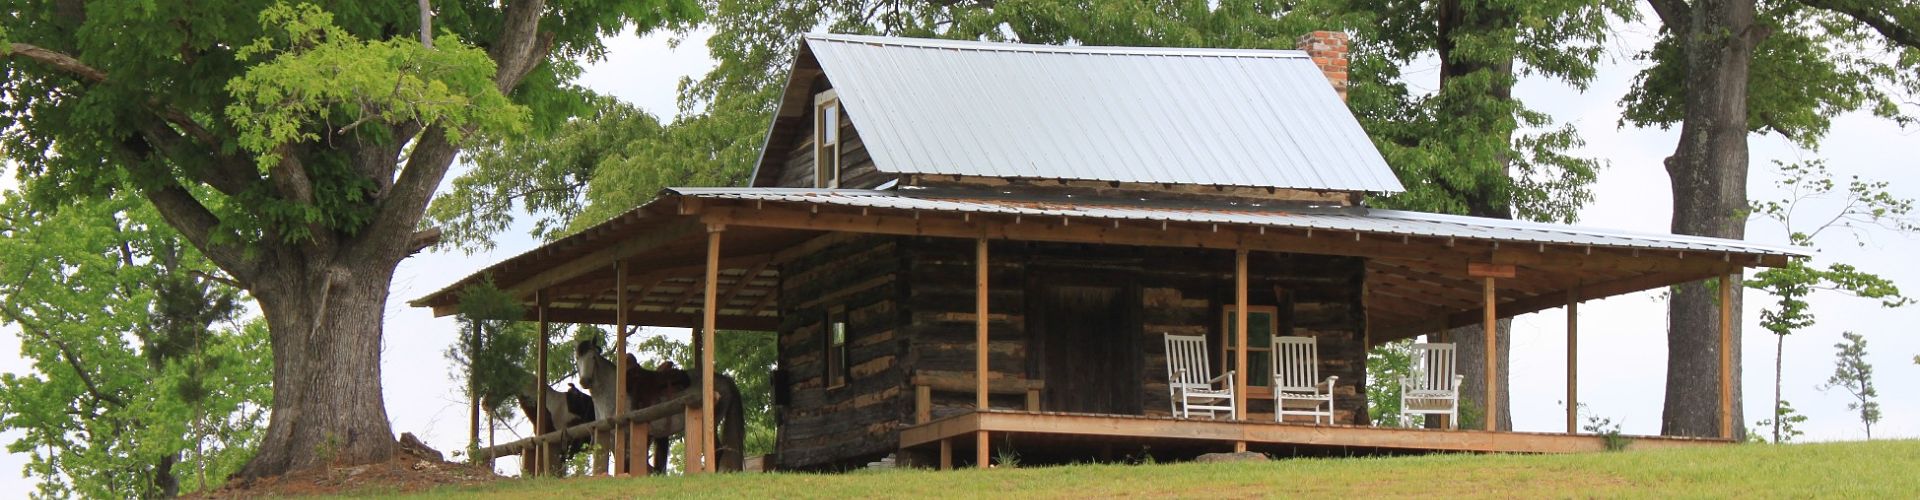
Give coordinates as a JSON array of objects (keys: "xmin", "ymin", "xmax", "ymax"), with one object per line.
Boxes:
[{"xmin": 195, "ymin": 433, "xmax": 499, "ymax": 498}]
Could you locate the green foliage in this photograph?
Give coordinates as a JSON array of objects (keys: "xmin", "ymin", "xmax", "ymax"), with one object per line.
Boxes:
[
  {"xmin": 0, "ymin": 189, "xmax": 270, "ymax": 498},
  {"xmin": 1744, "ymin": 160, "xmax": 1912, "ymax": 444},
  {"xmin": 435, "ymin": 0, "xmax": 1626, "ymax": 254},
  {"xmin": 1579, "ymin": 408, "xmax": 1630, "ymax": 452},
  {"xmin": 227, "ymin": 3, "xmax": 530, "ymax": 172},
  {"xmin": 1822, "ymin": 331, "xmax": 1880, "ymax": 439},
  {"xmin": 1622, "ymin": 3, "xmax": 1920, "ymax": 147},
  {"xmin": 445, "ymin": 280, "xmax": 537, "ymax": 422},
  {"xmin": 428, "ymin": 94, "xmax": 761, "ymax": 251},
  {"xmin": 1365, "ymin": 340, "xmax": 1415, "ymax": 426},
  {"xmin": 1308, "ymin": 0, "xmax": 1632, "ymax": 222},
  {"xmin": 1752, "ymin": 399, "xmax": 1808, "ymax": 444}
]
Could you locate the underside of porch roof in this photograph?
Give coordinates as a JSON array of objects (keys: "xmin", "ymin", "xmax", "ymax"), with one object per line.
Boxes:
[{"xmin": 412, "ymin": 188, "xmax": 1804, "ymax": 343}]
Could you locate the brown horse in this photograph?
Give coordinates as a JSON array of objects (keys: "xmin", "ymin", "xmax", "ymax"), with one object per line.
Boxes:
[
  {"xmin": 575, "ymin": 338, "xmax": 746, "ymax": 474},
  {"xmin": 515, "ymin": 383, "xmax": 595, "ymax": 476}
]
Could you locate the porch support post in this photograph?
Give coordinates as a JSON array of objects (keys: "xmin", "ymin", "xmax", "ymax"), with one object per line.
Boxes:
[
  {"xmin": 1566, "ymin": 285, "xmax": 1579, "ymax": 435},
  {"xmin": 1719, "ymin": 272, "xmax": 1734, "ymax": 440},
  {"xmin": 1233, "ymin": 248, "xmax": 1249, "ymax": 453},
  {"xmin": 1482, "ymin": 276, "xmax": 1497, "ymax": 432},
  {"xmin": 975, "ymin": 237, "xmax": 990, "ymax": 469},
  {"xmin": 535, "ymin": 289, "xmax": 550, "ymax": 475},
  {"xmin": 614, "ymin": 260, "xmax": 631, "ymax": 475},
  {"xmin": 700, "ymin": 225, "xmax": 724, "ymax": 473}
]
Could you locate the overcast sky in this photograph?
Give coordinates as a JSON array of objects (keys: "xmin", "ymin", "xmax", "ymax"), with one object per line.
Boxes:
[{"xmin": 3, "ymin": 16, "xmax": 1917, "ymax": 493}]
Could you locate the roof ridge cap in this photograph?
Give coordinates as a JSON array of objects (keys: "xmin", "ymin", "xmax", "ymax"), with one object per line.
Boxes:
[{"xmin": 803, "ymin": 33, "xmax": 1308, "ymax": 59}]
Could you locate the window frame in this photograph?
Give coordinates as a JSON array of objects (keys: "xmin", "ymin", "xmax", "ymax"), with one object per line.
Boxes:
[
  {"xmin": 824, "ymin": 305, "xmax": 850, "ymax": 389},
  {"xmin": 1221, "ymin": 304, "xmax": 1280, "ymax": 395},
  {"xmin": 813, "ymin": 89, "xmax": 842, "ymax": 189}
]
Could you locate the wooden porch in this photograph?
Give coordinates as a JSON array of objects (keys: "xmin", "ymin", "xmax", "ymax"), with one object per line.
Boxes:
[{"xmin": 900, "ymin": 410, "xmax": 1729, "ymax": 468}]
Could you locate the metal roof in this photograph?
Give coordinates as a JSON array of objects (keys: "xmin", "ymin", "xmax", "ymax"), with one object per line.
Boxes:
[
  {"xmin": 801, "ymin": 34, "xmax": 1406, "ymax": 193},
  {"xmin": 669, "ymin": 187, "xmax": 1807, "ymax": 258}
]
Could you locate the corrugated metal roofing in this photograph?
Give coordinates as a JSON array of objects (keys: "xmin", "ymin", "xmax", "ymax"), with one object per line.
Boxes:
[
  {"xmin": 802, "ymin": 34, "xmax": 1406, "ymax": 193},
  {"xmin": 670, "ymin": 187, "xmax": 1807, "ymax": 257}
]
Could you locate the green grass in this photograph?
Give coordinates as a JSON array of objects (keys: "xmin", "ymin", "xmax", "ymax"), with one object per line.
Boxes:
[{"xmin": 380, "ymin": 440, "xmax": 1919, "ymax": 498}]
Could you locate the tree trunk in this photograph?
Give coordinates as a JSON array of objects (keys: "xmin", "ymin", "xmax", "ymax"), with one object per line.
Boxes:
[
  {"xmin": 1773, "ymin": 333, "xmax": 1783, "ymax": 442},
  {"xmin": 1660, "ymin": 0, "xmax": 1757, "ymax": 440},
  {"xmin": 1435, "ymin": 0, "xmax": 1517, "ymax": 433},
  {"xmin": 237, "ymin": 259, "xmax": 400, "ymax": 478},
  {"xmin": 1450, "ymin": 320, "xmax": 1513, "ymax": 430}
]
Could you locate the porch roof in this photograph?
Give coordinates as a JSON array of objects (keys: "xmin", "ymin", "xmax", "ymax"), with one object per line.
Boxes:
[{"xmin": 412, "ymin": 188, "xmax": 1804, "ymax": 342}]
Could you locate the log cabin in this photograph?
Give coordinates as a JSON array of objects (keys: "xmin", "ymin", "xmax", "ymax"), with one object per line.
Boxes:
[{"xmin": 413, "ymin": 32, "xmax": 1805, "ymax": 474}]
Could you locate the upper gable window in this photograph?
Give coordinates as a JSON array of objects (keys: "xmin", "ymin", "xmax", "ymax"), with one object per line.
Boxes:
[{"xmin": 814, "ymin": 89, "xmax": 841, "ymax": 188}]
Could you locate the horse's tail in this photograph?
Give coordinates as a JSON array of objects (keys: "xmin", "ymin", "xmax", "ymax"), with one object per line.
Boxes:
[{"xmin": 718, "ymin": 374, "xmax": 747, "ymax": 472}]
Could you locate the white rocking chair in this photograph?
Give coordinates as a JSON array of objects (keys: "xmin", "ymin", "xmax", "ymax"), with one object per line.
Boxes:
[
  {"xmin": 1272, "ymin": 336, "xmax": 1338, "ymax": 424},
  {"xmin": 1400, "ymin": 342, "xmax": 1466, "ymax": 429},
  {"xmin": 1164, "ymin": 333, "xmax": 1235, "ymax": 419}
]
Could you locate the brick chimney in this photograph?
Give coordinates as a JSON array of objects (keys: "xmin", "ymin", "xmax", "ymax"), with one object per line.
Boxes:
[{"xmin": 1296, "ymin": 31, "xmax": 1349, "ymax": 101}]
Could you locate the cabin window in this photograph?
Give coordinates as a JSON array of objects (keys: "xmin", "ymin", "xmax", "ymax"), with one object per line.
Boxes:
[
  {"xmin": 813, "ymin": 89, "xmax": 842, "ymax": 188},
  {"xmin": 825, "ymin": 305, "xmax": 849, "ymax": 388},
  {"xmin": 1222, "ymin": 305, "xmax": 1279, "ymax": 391}
]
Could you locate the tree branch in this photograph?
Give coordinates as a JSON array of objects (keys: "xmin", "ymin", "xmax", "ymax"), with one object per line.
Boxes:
[
  {"xmin": 0, "ymin": 304, "xmax": 127, "ymax": 408},
  {"xmin": 358, "ymin": 126, "xmax": 459, "ymax": 261},
  {"xmin": 1645, "ymin": 0, "xmax": 1691, "ymax": 33},
  {"xmin": 488, "ymin": 0, "xmax": 551, "ymax": 93},
  {"xmin": 408, "ymin": 227, "xmax": 443, "ymax": 255},
  {"xmin": 6, "ymin": 43, "xmax": 107, "ymax": 82},
  {"xmin": 1798, "ymin": 0, "xmax": 1920, "ymax": 50},
  {"xmin": 141, "ymin": 180, "xmax": 258, "ymax": 285}
]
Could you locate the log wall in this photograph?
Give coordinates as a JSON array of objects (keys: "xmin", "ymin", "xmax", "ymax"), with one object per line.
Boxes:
[
  {"xmin": 769, "ymin": 77, "xmax": 891, "ymax": 189},
  {"xmin": 773, "ymin": 234, "xmax": 910, "ymax": 470},
  {"xmin": 774, "ymin": 236, "xmax": 1372, "ymax": 469}
]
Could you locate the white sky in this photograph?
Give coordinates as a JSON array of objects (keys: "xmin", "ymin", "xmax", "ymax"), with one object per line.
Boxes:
[{"xmin": 3, "ymin": 17, "xmax": 1918, "ymax": 494}]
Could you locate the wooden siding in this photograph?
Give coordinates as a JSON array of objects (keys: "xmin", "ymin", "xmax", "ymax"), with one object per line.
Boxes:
[
  {"xmin": 768, "ymin": 76, "xmax": 892, "ymax": 189},
  {"xmin": 773, "ymin": 234, "xmax": 910, "ymax": 470},
  {"xmin": 903, "ymin": 240, "xmax": 1371, "ymax": 426},
  {"xmin": 774, "ymin": 236, "xmax": 1371, "ymax": 468}
]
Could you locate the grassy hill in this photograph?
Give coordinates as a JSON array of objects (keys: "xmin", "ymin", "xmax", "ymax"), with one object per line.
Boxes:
[{"xmin": 382, "ymin": 440, "xmax": 1917, "ymax": 498}]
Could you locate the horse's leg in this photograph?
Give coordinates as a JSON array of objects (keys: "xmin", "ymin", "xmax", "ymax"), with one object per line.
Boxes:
[{"xmin": 652, "ymin": 436, "xmax": 670, "ymax": 474}]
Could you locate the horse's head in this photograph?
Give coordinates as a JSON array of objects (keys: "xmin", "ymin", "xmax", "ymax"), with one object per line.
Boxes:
[{"xmin": 574, "ymin": 338, "xmax": 604, "ymax": 385}]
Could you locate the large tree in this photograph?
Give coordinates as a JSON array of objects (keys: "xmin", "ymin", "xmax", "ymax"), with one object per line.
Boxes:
[
  {"xmin": 1300, "ymin": 0, "xmax": 1628, "ymax": 430},
  {"xmin": 1, "ymin": 0, "xmax": 698, "ymax": 477},
  {"xmin": 1623, "ymin": 0, "xmax": 1919, "ymax": 438}
]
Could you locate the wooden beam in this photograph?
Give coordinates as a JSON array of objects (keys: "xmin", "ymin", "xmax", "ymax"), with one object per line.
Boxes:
[
  {"xmin": 975, "ymin": 237, "xmax": 990, "ymax": 470},
  {"xmin": 701, "ymin": 206, "xmax": 1467, "ymax": 266},
  {"xmin": 700, "ymin": 225, "xmax": 723, "ymax": 473},
  {"xmin": 470, "ymin": 391, "xmax": 696, "ymax": 462},
  {"xmin": 435, "ymin": 304, "xmax": 778, "ymax": 331},
  {"xmin": 1719, "ymin": 273, "xmax": 1734, "ymax": 440},
  {"xmin": 897, "ymin": 411, "xmax": 1732, "ymax": 454},
  {"xmin": 1234, "ymin": 248, "xmax": 1250, "ymax": 452},
  {"xmin": 535, "ymin": 289, "xmax": 550, "ymax": 475},
  {"xmin": 614, "ymin": 260, "xmax": 631, "ymax": 476},
  {"xmin": 1469, "ymin": 262, "xmax": 1517, "ymax": 279},
  {"xmin": 671, "ymin": 277, "xmax": 706, "ymax": 313},
  {"xmin": 717, "ymin": 260, "xmax": 772, "ymax": 310},
  {"xmin": 505, "ymin": 218, "xmax": 704, "ymax": 299},
  {"xmin": 1566, "ymin": 285, "xmax": 1579, "ymax": 435},
  {"xmin": 1483, "ymin": 276, "xmax": 1497, "ymax": 432},
  {"xmin": 544, "ymin": 253, "xmax": 776, "ymax": 298},
  {"xmin": 1372, "ymin": 268, "xmax": 1727, "ymax": 340}
]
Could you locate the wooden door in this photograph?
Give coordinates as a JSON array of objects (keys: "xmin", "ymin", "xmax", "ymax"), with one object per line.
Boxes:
[{"xmin": 1030, "ymin": 279, "xmax": 1144, "ymax": 415}]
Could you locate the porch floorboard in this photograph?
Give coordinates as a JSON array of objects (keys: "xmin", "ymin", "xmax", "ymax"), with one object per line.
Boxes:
[{"xmin": 900, "ymin": 410, "xmax": 1728, "ymax": 464}]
